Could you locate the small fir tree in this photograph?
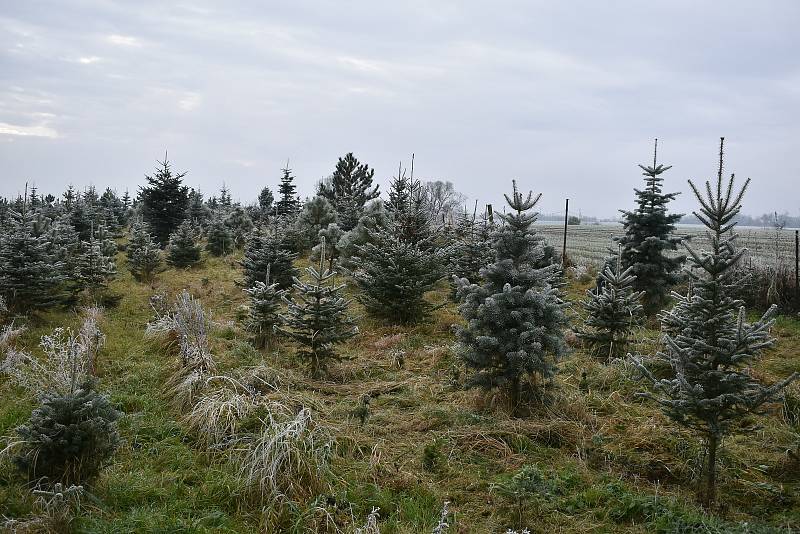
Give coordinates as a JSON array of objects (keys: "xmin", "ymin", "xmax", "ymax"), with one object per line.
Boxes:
[
  {"xmin": 453, "ymin": 181, "xmax": 568, "ymax": 415},
  {"xmin": 447, "ymin": 207, "xmax": 494, "ymax": 297},
  {"xmin": 167, "ymin": 220, "xmax": 202, "ymax": 268},
  {"xmin": 218, "ymin": 184, "xmax": 232, "ymax": 208},
  {"xmin": 242, "ymin": 265, "xmax": 286, "ymax": 349},
  {"xmin": 277, "ymin": 238, "xmax": 358, "ymax": 376},
  {"xmin": 138, "ymin": 156, "xmax": 190, "ymax": 246},
  {"xmin": 276, "ymin": 166, "xmax": 301, "ymax": 216},
  {"xmin": 205, "ymin": 213, "xmax": 235, "ymax": 256},
  {"xmin": 0, "ymin": 206, "xmax": 64, "ymax": 312},
  {"xmin": 186, "ymin": 188, "xmax": 211, "ymax": 228},
  {"xmin": 74, "ymin": 229, "xmax": 117, "ymax": 299},
  {"xmin": 225, "ymin": 204, "xmax": 254, "ymax": 248},
  {"xmin": 126, "ymin": 219, "xmax": 162, "ymax": 281},
  {"xmin": 351, "ymin": 217, "xmax": 444, "ymax": 324},
  {"xmin": 577, "ymin": 249, "xmax": 643, "ymax": 360},
  {"xmin": 632, "ymin": 138, "xmax": 798, "ymax": 506},
  {"xmin": 239, "ymin": 224, "xmax": 298, "ymax": 289},
  {"xmin": 618, "ymin": 139, "xmax": 684, "ymax": 315},
  {"xmin": 258, "ymin": 186, "xmax": 274, "ymax": 215},
  {"xmin": 14, "ymin": 379, "xmax": 121, "ymax": 485}
]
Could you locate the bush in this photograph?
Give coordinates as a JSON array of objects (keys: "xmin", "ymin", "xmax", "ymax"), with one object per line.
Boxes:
[{"xmin": 13, "ymin": 379, "xmax": 121, "ymax": 485}]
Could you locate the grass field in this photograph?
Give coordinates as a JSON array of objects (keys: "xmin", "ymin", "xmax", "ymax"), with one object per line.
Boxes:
[
  {"xmin": 1, "ymin": 248, "xmax": 799, "ymax": 533},
  {"xmin": 539, "ymin": 223, "xmax": 798, "ymax": 268}
]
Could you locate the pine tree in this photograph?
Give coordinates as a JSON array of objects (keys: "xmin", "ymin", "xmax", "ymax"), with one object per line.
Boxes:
[
  {"xmin": 0, "ymin": 206, "xmax": 64, "ymax": 312},
  {"xmin": 337, "ymin": 200, "xmax": 389, "ymax": 266},
  {"xmin": 167, "ymin": 220, "xmax": 202, "ymax": 268},
  {"xmin": 389, "ymin": 175, "xmax": 435, "ymax": 247},
  {"xmin": 185, "ymin": 188, "xmax": 211, "ymax": 228},
  {"xmin": 258, "ymin": 186, "xmax": 274, "ymax": 215},
  {"xmin": 618, "ymin": 139, "xmax": 684, "ymax": 315},
  {"xmin": 319, "ymin": 153, "xmax": 379, "ymax": 231},
  {"xmin": 278, "ymin": 238, "xmax": 358, "ymax": 376},
  {"xmin": 95, "ymin": 222, "xmax": 118, "ymax": 259},
  {"xmin": 447, "ymin": 207, "xmax": 494, "ymax": 297},
  {"xmin": 218, "ymin": 184, "xmax": 232, "ymax": 209},
  {"xmin": 14, "ymin": 378, "xmax": 121, "ymax": 485},
  {"xmin": 632, "ymin": 138, "xmax": 798, "ymax": 506},
  {"xmin": 205, "ymin": 213, "xmax": 234, "ymax": 256},
  {"xmin": 453, "ymin": 181, "xmax": 569, "ymax": 415},
  {"xmin": 48, "ymin": 215, "xmax": 83, "ymax": 294},
  {"xmin": 577, "ymin": 249, "xmax": 643, "ymax": 360},
  {"xmin": 242, "ymin": 265, "xmax": 286, "ymax": 349},
  {"xmin": 239, "ymin": 224, "xmax": 298, "ymax": 289},
  {"xmin": 225, "ymin": 204, "xmax": 254, "ymax": 248},
  {"xmin": 126, "ymin": 219, "xmax": 162, "ymax": 281},
  {"xmin": 138, "ymin": 156, "xmax": 189, "ymax": 246},
  {"xmin": 63, "ymin": 185, "xmax": 77, "ymax": 211},
  {"xmin": 276, "ymin": 166, "xmax": 300, "ymax": 216},
  {"xmin": 298, "ymin": 195, "xmax": 337, "ymax": 245},
  {"xmin": 351, "ymin": 216, "xmax": 444, "ymax": 325},
  {"xmin": 74, "ymin": 228, "xmax": 117, "ymax": 299},
  {"xmin": 68, "ymin": 198, "xmax": 98, "ymax": 241}
]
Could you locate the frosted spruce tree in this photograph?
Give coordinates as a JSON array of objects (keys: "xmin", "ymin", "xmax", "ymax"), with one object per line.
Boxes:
[
  {"xmin": 224, "ymin": 204, "xmax": 254, "ymax": 249},
  {"xmin": 205, "ymin": 213, "xmax": 234, "ymax": 256},
  {"xmin": 167, "ymin": 220, "xmax": 202, "ymax": 268},
  {"xmin": 277, "ymin": 238, "xmax": 358, "ymax": 376},
  {"xmin": 74, "ymin": 229, "xmax": 117, "ymax": 300},
  {"xmin": 239, "ymin": 224, "xmax": 298, "ymax": 289},
  {"xmin": 577, "ymin": 249, "xmax": 643, "ymax": 360},
  {"xmin": 454, "ymin": 181, "xmax": 568, "ymax": 415},
  {"xmin": 0, "ymin": 206, "xmax": 64, "ymax": 312},
  {"xmin": 447, "ymin": 207, "xmax": 494, "ymax": 298},
  {"xmin": 618, "ymin": 139, "xmax": 684, "ymax": 315},
  {"xmin": 632, "ymin": 138, "xmax": 798, "ymax": 506},
  {"xmin": 243, "ymin": 265, "xmax": 287, "ymax": 349},
  {"xmin": 126, "ymin": 219, "xmax": 162, "ymax": 281},
  {"xmin": 351, "ymin": 176, "xmax": 444, "ymax": 324}
]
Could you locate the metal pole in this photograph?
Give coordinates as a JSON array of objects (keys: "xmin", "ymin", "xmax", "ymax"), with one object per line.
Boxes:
[{"xmin": 562, "ymin": 198, "xmax": 569, "ymax": 265}]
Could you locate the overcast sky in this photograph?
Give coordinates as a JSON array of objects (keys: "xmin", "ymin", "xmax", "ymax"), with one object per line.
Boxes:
[{"xmin": 1, "ymin": 1, "xmax": 798, "ymax": 218}]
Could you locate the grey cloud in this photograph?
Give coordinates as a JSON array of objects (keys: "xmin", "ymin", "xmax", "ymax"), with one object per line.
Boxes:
[{"xmin": 0, "ymin": 1, "xmax": 798, "ymax": 217}]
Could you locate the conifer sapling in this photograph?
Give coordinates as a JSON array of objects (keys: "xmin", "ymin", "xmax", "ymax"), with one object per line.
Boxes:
[
  {"xmin": 454, "ymin": 181, "xmax": 568, "ymax": 415},
  {"xmin": 167, "ymin": 220, "xmax": 202, "ymax": 268},
  {"xmin": 277, "ymin": 237, "xmax": 358, "ymax": 376},
  {"xmin": 577, "ymin": 247, "xmax": 643, "ymax": 360},
  {"xmin": 243, "ymin": 264, "xmax": 287, "ymax": 349},
  {"xmin": 631, "ymin": 138, "xmax": 798, "ymax": 506}
]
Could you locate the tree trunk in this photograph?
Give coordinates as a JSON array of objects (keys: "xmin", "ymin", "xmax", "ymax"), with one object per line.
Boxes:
[
  {"xmin": 509, "ymin": 375, "xmax": 520, "ymax": 417},
  {"xmin": 704, "ymin": 434, "xmax": 718, "ymax": 507}
]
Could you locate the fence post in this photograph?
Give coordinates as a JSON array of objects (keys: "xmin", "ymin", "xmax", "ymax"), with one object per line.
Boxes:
[
  {"xmin": 562, "ymin": 198, "xmax": 569, "ymax": 266},
  {"xmin": 795, "ymin": 229, "xmax": 799, "ymax": 308}
]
